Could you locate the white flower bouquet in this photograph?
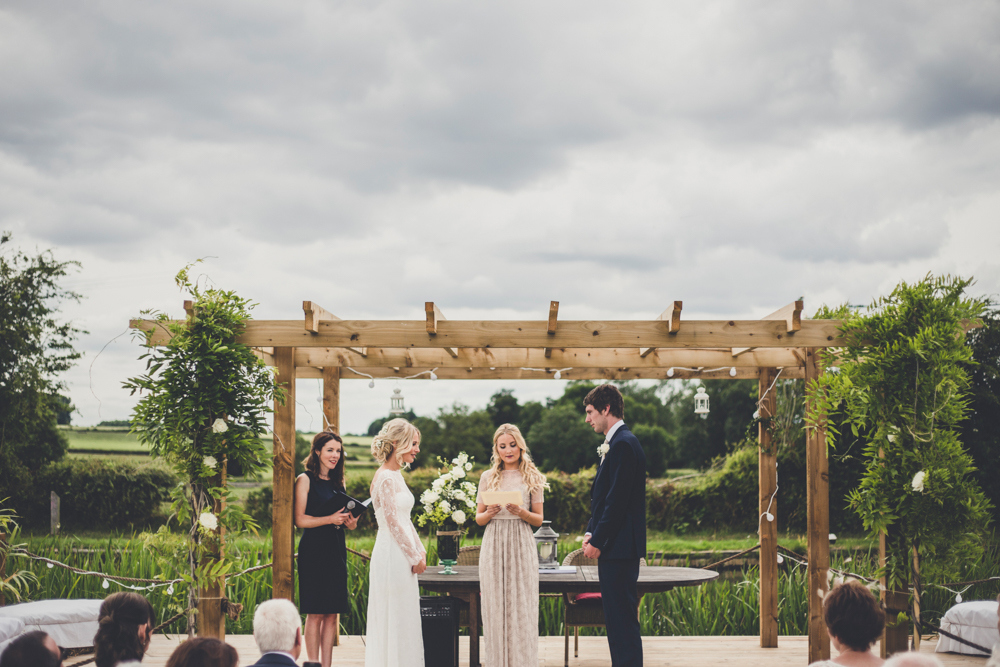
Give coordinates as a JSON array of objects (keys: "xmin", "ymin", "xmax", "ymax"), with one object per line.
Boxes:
[{"xmin": 416, "ymin": 452, "xmax": 477, "ymax": 530}]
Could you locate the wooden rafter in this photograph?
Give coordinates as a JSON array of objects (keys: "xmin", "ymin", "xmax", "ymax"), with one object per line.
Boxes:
[
  {"xmin": 733, "ymin": 299, "xmax": 803, "ymax": 357},
  {"xmin": 424, "ymin": 302, "xmax": 459, "ymax": 358},
  {"xmin": 544, "ymin": 301, "xmax": 559, "ymax": 358},
  {"xmin": 302, "ymin": 301, "xmax": 367, "ymax": 357},
  {"xmin": 639, "ymin": 301, "xmax": 682, "ymax": 357},
  {"xmin": 295, "ymin": 366, "xmax": 806, "ymax": 381}
]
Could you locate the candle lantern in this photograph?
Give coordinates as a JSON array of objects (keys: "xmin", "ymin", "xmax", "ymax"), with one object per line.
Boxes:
[
  {"xmin": 694, "ymin": 385, "xmax": 710, "ymax": 418},
  {"xmin": 533, "ymin": 521, "xmax": 560, "ymax": 569},
  {"xmin": 390, "ymin": 387, "xmax": 405, "ymax": 416}
]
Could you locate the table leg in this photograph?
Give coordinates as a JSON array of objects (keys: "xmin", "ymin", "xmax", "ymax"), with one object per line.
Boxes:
[{"xmin": 469, "ymin": 592, "xmax": 480, "ymax": 667}]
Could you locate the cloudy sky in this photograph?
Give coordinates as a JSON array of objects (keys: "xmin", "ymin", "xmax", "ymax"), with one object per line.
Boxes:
[{"xmin": 4, "ymin": 0, "xmax": 999, "ymax": 434}]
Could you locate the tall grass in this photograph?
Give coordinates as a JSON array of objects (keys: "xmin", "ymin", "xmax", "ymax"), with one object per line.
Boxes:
[{"xmin": 16, "ymin": 536, "xmax": 999, "ymax": 637}]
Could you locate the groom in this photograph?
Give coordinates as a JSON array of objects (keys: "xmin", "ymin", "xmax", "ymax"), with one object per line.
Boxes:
[{"xmin": 583, "ymin": 384, "xmax": 646, "ymax": 667}]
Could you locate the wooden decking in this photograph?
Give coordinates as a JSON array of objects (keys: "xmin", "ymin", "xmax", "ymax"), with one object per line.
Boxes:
[{"xmin": 65, "ymin": 634, "xmax": 987, "ymax": 666}]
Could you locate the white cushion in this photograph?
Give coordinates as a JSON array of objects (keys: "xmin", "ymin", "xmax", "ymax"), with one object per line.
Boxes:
[
  {"xmin": 0, "ymin": 599, "xmax": 104, "ymax": 649},
  {"xmin": 0, "ymin": 617, "xmax": 26, "ymax": 657},
  {"xmin": 936, "ymin": 600, "xmax": 1000, "ymax": 657}
]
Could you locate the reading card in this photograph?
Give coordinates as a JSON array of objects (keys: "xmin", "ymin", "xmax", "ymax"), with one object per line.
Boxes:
[{"xmin": 481, "ymin": 490, "xmax": 523, "ymax": 507}]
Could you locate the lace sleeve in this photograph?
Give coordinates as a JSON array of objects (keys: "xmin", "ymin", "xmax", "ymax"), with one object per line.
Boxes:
[{"xmin": 372, "ymin": 473, "xmax": 425, "ymax": 567}]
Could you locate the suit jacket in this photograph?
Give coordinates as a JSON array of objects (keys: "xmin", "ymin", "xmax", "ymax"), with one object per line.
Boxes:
[
  {"xmin": 587, "ymin": 422, "xmax": 646, "ymax": 559},
  {"xmin": 249, "ymin": 652, "xmax": 299, "ymax": 667}
]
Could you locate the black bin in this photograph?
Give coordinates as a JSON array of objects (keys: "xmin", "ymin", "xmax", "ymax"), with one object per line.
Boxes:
[{"xmin": 420, "ymin": 595, "xmax": 460, "ymax": 667}]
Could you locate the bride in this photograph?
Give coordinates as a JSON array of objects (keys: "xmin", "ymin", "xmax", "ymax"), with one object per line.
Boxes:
[{"xmin": 366, "ymin": 418, "xmax": 427, "ymax": 667}]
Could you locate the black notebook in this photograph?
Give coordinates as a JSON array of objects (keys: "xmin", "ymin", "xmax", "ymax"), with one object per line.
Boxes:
[{"xmin": 316, "ymin": 491, "xmax": 372, "ymax": 519}]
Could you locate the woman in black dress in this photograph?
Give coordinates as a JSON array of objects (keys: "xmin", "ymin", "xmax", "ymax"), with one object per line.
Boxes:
[{"xmin": 295, "ymin": 430, "xmax": 357, "ymax": 667}]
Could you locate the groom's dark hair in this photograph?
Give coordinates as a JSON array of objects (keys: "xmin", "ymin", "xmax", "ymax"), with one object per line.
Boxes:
[{"xmin": 583, "ymin": 384, "xmax": 624, "ymax": 419}]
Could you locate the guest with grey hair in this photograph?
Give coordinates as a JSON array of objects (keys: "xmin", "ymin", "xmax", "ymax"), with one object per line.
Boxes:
[
  {"xmin": 248, "ymin": 600, "xmax": 303, "ymax": 667},
  {"xmin": 883, "ymin": 653, "xmax": 943, "ymax": 667}
]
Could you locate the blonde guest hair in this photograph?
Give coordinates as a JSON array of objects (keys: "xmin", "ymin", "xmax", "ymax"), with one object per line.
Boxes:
[
  {"xmin": 371, "ymin": 418, "xmax": 421, "ymax": 467},
  {"xmin": 487, "ymin": 424, "xmax": 549, "ymax": 495}
]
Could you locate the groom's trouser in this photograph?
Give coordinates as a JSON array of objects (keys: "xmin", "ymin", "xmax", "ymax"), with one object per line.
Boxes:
[{"xmin": 598, "ymin": 557, "xmax": 642, "ymax": 666}]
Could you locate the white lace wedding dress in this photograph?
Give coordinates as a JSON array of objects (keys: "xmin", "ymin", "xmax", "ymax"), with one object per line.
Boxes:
[{"xmin": 365, "ymin": 469, "xmax": 426, "ymax": 667}]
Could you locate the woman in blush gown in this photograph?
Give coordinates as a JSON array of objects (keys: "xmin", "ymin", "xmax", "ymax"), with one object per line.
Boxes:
[{"xmin": 365, "ymin": 418, "xmax": 427, "ymax": 667}]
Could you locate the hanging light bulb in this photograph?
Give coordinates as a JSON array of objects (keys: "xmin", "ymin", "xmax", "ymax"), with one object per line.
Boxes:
[
  {"xmin": 102, "ymin": 579, "xmax": 110, "ymax": 589},
  {"xmin": 46, "ymin": 562, "xmax": 54, "ymax": 569},
  {"xmin": 753, "ymin": 410, "xmax": 760, "ymax": 420},
  {"xmin": 777, "ymin": 554, "xmax": 784, "ymax": 564},
  {"xmin": 167, "ymin": 584, "xmax": 174, "ymax": 595},
  {"xmin": 429, "ymin": 370, "xmax": 438, "ymax": 381},
  {"xmin": 765, "ymin": 512, "xmax": 774, "ymax": 522},
  {"xmin": 368, "ymin": 379, "xmax": 375, "ymax": 389},
  {"xmin": 730, "ymin": 367, "xmax": 737, "ymax": 377},
  {"xmin": 667, "ymin": 367, "xmax": 675, "ymax": 377},
  {"xmin": 553, "ymin": 370, "xmax": 561, "ymax": 380},
  {"xmin": 955, "ymin": 593, "xmax": 963, "ymax": 603}
]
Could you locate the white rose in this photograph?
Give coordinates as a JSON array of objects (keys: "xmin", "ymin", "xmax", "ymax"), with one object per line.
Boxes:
[
  {"xmin": 423, "ymin": 491, "xmax": 440, "ymax": 504},
  {"xmin": 452, "ymin": 466, "xmax": 466, "ymax": 479},
  {"xmin": 211, "ymin": 419, "xmax": 228, "ymax": 433},
  {"xmin": 457, "ymin": 453, "xmax": 468, "ymax": 464},
  {"xmin": 203, "ymin": 456, "xmax": 218, "ymax": 469},
  {"xmin": 440, "ymin": 500, "xmax": 451, "ymax": 514},
  {"xmin": 451, "ymin": 510, "xmax": 466, "ymax": 525},
  {"xmin": 911, "ymin": 470, "xmax": 926, "ymax": 493},
  {"xmin": 465, "ymin": 462, "xmax": 472, "ymax": 471},
  {"xmin": 199, "ymin": 512, "xmax": 219, "ymax": 531},
  {"xmin": 432, "ymin": 478, "xmax": 445, "ymax": 490},
  {"xmin": 597, "ymin": 443, "xmax": 610, "ymax": 457}
]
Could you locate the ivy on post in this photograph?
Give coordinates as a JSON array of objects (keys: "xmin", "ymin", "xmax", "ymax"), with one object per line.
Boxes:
[
  {"xmin": 807, "ymin": 274, "xmax": 991, "ymax": 657},
  {"xmin": 125, "ymin": 263, "xmax": 283, "ymax": 638}
]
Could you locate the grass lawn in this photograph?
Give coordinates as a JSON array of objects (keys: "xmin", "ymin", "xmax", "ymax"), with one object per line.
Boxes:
[{"xmin": 63, "ymin": 427, "xmax": 149, "ymax": 453}]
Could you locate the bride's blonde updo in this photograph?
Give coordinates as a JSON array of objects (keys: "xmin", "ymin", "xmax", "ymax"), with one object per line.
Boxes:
[{"xmin": 371, "ymin": 418, "xmax": 421, "ymax": 467}]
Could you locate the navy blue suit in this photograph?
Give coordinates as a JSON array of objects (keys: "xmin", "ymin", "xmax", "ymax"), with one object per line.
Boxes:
[
  {"xmin": 587, "ymin": 422, "xmax": 646, "ymax": 666},
  {"xmin": 248, "ymin": 652, "xmax": 298, "ymax": 667}
]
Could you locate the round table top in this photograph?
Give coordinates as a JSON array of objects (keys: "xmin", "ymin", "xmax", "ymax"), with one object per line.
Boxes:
[{"xmin": 419, "ymin": 565, "xmax": 718, "ymax": 594}]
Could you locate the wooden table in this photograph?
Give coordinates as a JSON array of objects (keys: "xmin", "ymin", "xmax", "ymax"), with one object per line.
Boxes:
[{"xmin": 418, "ymin": 565, "xmax": 719, "ymax": 666}]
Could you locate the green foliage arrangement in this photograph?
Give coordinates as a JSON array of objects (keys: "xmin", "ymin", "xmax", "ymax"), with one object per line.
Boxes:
[
  {"xmin": 123, "ymin": 264, "xmax": 283, "ymax": 631},
  {"xmin": 806, "ymin": 274, "xmax": 991, "ymax": 631},
  {"xmin": 0, "ymin": 233, "xmax": 81, "ymax": 507},
  {"xmin": 0, "ymin": 505, "xmax": 38, "ymax": 604}
]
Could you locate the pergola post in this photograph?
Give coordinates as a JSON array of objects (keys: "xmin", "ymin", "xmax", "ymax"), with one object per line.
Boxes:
[
  {"xmin": 197, "ymin": 459, "xmax": 227, "ymax": 639},
  {"xmin": 272, "ymin": 347, "xmax": 296, "ymax": 601},
  {"xmin": 805, "ymin": 349, "xmax": 831, "ymax": 663},
  {"xmin": 758, "ymin": 367, "xmax": 778, "ymax": 648},
  {"xmin": 321, "ymin": 366, "xmax": 341, "ymax": 646}
]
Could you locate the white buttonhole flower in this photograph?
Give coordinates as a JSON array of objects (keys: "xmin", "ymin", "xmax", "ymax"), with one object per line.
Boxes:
[
  {"xmin": 911, "ymin": 470, "xmax": 926, "ymax": 493},
  {"xmin": 597, "ymin": 443, "xmax": 610, "ymax": 458},
  {"xmin": 211, "ymin": 419, "xmax": 228, "ymax": 433}
]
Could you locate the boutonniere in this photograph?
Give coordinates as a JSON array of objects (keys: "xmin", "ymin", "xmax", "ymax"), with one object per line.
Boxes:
[{"xmin": 597, "ymin": 443, "xmax": 610, "ymax": 458}]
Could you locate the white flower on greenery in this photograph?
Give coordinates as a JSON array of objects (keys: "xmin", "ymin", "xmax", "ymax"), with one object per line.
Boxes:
[
  {"xmin": 911, "ymin": 470, "xmax": 926, "ymax": 493},
  {"xmin": 432, "ymin": 478, "xmax": 445, "ymax": 490},
  {"xmin": 454, "ymin": 490, "xmax": 467, "ymax": 501},
  {"xmin": 465, "ymin": 463, "xmax": 472, "ymax": 471},
  {"xmin": 211, "ymin": 419, "xmax": 228, "ymax": 433},
  {"xmin": 456, "ymin": 453, "xmax": 468, "ymax": 465},
  {"xmin": 452, "ymin": 466, "xmax": 466, "ymax": 479},
  {"xmin": 597, "ymin": 443, "xmax": 610, "ymax": 458},
  {"xmin": 451, "ymin": 510, "xmax": 467, "ymax": 525},
  {"xmin": 203, "ymin": 456, "xmax": 218, "ymax": 469},
  {"xmin": 423, "ymin": 491, "xmax": 440, "ymax": 504},
  {"xmin": 199, "ymin": 512, "xmax": 219, "ymax": 531},
  {"xmin": 887, "ymin": 433, "xmax": 897, "ymax": 443},
  {"xmin": 440, "ymin": 500, "xmax": 451, "ymax": 514}
]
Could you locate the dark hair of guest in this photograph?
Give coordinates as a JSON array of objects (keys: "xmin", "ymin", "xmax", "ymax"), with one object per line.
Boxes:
[
  {"xmin": 165, "ymin": 637, "xmax": 239, "ymax": 667},
  {"xmin": 823, "ymin": 580, "xmax": 885, "ymax": 652},
  {"xmin": 0, "ymin": 631, "xmax": 61, "ymax": 667},
  {"xmin": 303, "ymin": 430, "xmax": 346, "ymax": 489},
  {"xmin": 94, "ymin": 592, "xmax": 156, "ymax": 667},
  {"xmin": 583, "ymin": 384, "xmax": 625, "ymax": 419}
]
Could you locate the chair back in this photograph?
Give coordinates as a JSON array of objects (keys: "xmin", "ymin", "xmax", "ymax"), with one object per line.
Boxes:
[
  {"xmin": 562, "ymin": 548, "xmax": 647, "ymax": 567},
  {"xmin": 457, "ymin": 545, "xmax": 481, "ymax": 566}
]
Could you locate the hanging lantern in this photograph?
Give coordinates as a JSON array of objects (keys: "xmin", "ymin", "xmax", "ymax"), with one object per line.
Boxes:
[
  {"xmin": 694, "ymin": 385, "xmax": 710, "ymax": 418},
  {"xmin": 390, "ymin": 387, "xmax": 405, "ymax": 416},
  {"xmin": 533, "ymin": 521, "xmax": 560, "ymax": 569}
]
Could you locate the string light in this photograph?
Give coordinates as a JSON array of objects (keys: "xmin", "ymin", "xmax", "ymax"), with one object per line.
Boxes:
[
  {"xmin": 667, "ymin": 368, "xmax": 674, "ymax": 377},
  {"xmin": 730, "ymin": 367, "xmax": 737, "ymax": 377}
]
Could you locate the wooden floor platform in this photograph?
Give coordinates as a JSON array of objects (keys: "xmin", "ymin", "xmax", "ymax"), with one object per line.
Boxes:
[{"xmin": 66, "ymin": 634, "xmax": 987, "ymax": 666}]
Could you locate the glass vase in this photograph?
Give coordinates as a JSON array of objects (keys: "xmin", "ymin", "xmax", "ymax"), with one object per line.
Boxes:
[{"xmin": 436, "ymin": 528, "xmax": 462, "ymax": 575}]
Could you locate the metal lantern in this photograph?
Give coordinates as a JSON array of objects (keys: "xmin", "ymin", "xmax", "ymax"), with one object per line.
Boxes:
[
  {"xmin": 390, "ymin": 387, "xmax": 405, "ymax": 416},
  {"xmin": 694, "ymin": 385, "xmax": 710, "ymax": 418},
  {"xmin": 533, "ymin": 521, "xmax": 560, "ymax": 569}
]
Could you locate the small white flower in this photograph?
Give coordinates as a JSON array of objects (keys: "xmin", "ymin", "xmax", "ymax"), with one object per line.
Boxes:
[
  {"xmin": 911, "ymin": 470, "xmax": 926, "ymax": 492},
  {"xmin": 597, "ymin": 443, "xmax": 610, "ymax": 458},
  {"xmin": 423, "ymin": 491, "xmax": 440, "ymax": 504},
  {"xmin": 452, "ymin": 466, "xmax": 466, "ymax": 479},
  {"xmin": 199, "ymin": 512, "xmax": 219, "ymax": 531},
  {"xmin": 887, "ymin": 433, "xmax": 897, "ymax": 443},
  {"xmin": 451, "ymin": 510, "xmax": 466, "ymax": 525},
  {"xmin": 457, "ymin": 453, "xmax": 468, "ymax": 465},
  {"xmin": 432, "ymin": 478, "xmax": 445, "ymax": 490},
  {"xmin": 440, "ymin": 500, "xmax": 451, "ymax": 514},
  {"xmin": 465, "ymin": 462, "xmax": 472, "ymax": 471},
  {"xmin": 203, "ymin": 456, "xmax": 218, "ymax": 469},
  {"xmin": 211, "ymin": 419, "xmax": 228, "ymax": 433}
]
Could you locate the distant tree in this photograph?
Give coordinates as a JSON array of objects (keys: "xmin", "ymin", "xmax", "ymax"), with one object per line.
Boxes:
[
  {"xmin": 528, "ymin": 404, "xmax": 603, "ymax": 473},
  {"xmin": 0, "ymin": 233, "xmax": 82, "ymax": 505},
  {"xmin": 518, "ymin": 401, "xmax": 544, "ymax": 437},
  {"xmin": 668, "ymin": 380, "xmax": 757, "ymax": 469},
  {"xmin": 411, "ymin": 416, "xmax": 442, "ymax": 469},
  {"xmin": 632, "ymin": 423, "xmax": 673, "ymax": 478},
  {"xmin": 486, "ymin": 389, "xmax": 521, "ymax": 428},
  {"xmin": 426, "ymin": 403, "xmax": 493, "ymax": 464},
  {"xmin": 546, "ymin": 381, "xmax": 597, "ymax": 414},
  {"xmin": 367, "ymin": 410, "xmax": 417, "ymax": 436},
  {"xmin": 97, "ymin": 419, "xmax": 133, "ymax": 428},
  {"xmin": 54, "ymin": 394, "xmax": 74, "ymax": 425}
]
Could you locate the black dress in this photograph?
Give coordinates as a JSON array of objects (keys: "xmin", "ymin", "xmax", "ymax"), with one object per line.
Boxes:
[{"xmin": 297, "ymin": 471, "xmax": 349, "ymax": 614}]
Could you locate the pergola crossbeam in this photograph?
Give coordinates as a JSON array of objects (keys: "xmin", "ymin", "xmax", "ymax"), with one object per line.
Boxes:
[
  {"xmin": 425, "ymin": 302, "xmax": 459, "ymax": 357},
  {"xmin": 640, "ymin": 301, "xmax": 682, "ymax": 357},
  {"xmin": 733, "ymin": 299, "xmax": 803, "ymax": 356},
  {"xmin": 296, "ymin": 366, "xmax": 805, "ymax": 381},
  {"xmin": 302, "ymin": 300, "xmax": 367, "ymax": 357}
]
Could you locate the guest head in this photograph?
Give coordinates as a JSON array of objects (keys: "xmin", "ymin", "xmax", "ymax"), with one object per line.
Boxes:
[
  {"xmin": 371, "ymin": 418, "xmax": 421, "ymax": 468},
  {"xmin": 884, "ymin": 653, "xmax": 944, "ymax": 667},
  {"xmin": 583, "ymin": 384, "xmax": 625, "ymax": 434},
  {"xmin": 94, "ymin": 592, "xmax": 156, "ymax": 667},
  {"xmin": 164, "ymin": 637, "xmax": 238, "ymax": 667},
  {"xmin": 0, "ymin": 630, "xmax": 62, "ymax": 667},
  {"xmin": 823, "ymin": 580, "xmax": 885, "ymax": 654},
  {"xmin": 303, "ymin": 429, "xmax": 346, "ymax": 488},
  {"xmin": 252, "ymin": 599, "xmax": 302, "ymax": 660},
  {"xmin": 488, "ymin": 424, "xmax": 548, "ymax": 494}
]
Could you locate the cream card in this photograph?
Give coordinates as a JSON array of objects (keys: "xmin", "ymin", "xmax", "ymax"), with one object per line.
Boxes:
[{"xmin": 481, "ymin": 490, "xmax": 523, "ymax": 506}]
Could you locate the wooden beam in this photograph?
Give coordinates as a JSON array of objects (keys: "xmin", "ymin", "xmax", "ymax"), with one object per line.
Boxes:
[
  {"xmin": 805, "ymin": 349, "xmax": 830, "ymax": 663},
  {"xmin": 322, "ymin": 367, "xmax": 340, "ymax": 434},
  {"xmin": 184, "ymin": 300, "xmax": 195, "ymax": 320},
  {"xmin": 424, "ymin": 302, "xmax": 459, "ymax": 357},
  {"xmin": 302, "ymin": 366, "xmax": 805, "ymax": 381},
  {"xmin": 252, "ymin": 347, "xmax": 275, "ymax": 366},
  {"xmin": 544, "ymin": 301, "xmax": 559, "ymax": 358},
  {"xmin": 758, "ymin": 368, "xmax": 778, "ymax": 649},
  {"xmin": 733, "ymin": 300, "xmax": 804, "ymax": 356},
  {"xmin": 272, "ymin": 347, "xmax": 296, "ymax": 602},
  {"xmin": 293, "ymin": 346, "xmax": 807, "ymax": 370},
  {"xmin": 640, "ymin": 301, "xmax": 683, "ymax": 357},
  {"xmin": 302, "ymin": 301, "xmax": 367, "ymax": 356}
]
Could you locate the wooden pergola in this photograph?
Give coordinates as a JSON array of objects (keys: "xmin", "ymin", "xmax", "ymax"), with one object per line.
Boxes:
[{"xmin": 135, "ymin": 299, "xmax": 843, "ymax": 663}]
